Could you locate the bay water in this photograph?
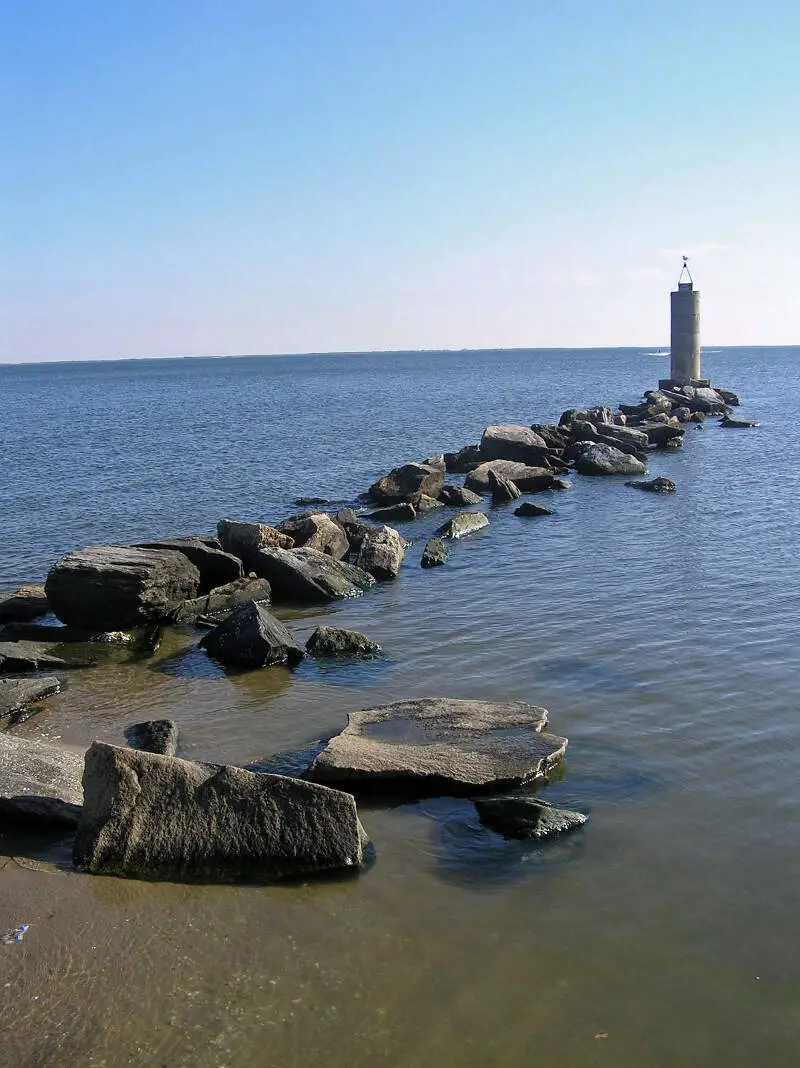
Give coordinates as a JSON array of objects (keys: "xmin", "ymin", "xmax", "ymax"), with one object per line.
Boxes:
[{"xmin": 1, "ymin": 347, "xmax": 799, "ymax": 1067}]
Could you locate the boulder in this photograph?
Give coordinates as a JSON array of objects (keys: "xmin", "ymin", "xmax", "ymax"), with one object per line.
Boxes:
[
  {"xmin": 410, "ymin": 493, "xmax": 445, "ymax": 514},
  {"xmin": 721, "ymin": 415, "xmax": 759, "ymax": 428},
  {"xmin": 465, "ymin": 460, "xmax": 554, "ymax": 495},
  {"xmin": 367, "ymin": 462, "xmax": 445, "ymax": 504},
  {"xmin": 45, "ymin": 546, "xmax": 201, "ymax": 631},
  {"xmin": 595, "ymin": 424, "xmax": 650, "ymax": 451},
  {"xmin": 0, "ymin": 641, "xmax": 70, "ymax": 674},
  {"xmin": 0, "ymin": 676, "xmax": 62, "ymax": 721},
  {"xmin": 335, "ymin": 509, "xmax": 373, "ymax": 555},
  {"xmin": 638, "ymin": 421, "xmax": 685, "ymax": 446},
  {"xmin": 443, "ymin": 445, "xmax": 484, "ymax": 473},
  {"xmin": 716, "ymin": 388, "xmax": 741, "ymax": 406},
  {"xmin": 217, "ymin": 519, "xmax": 294, "ymax": 570},
  {"xmin": 137, "ymin": 537, "xmax": 242, "ymax": 593},
  {"xmin": 438, "ymin": 485, "xmax": 484, "ymax": 507},
  {"xmin": 559, "ymin": 406, "xmax": 614, "ymax": 427},
  {"xmin": 294, "ymin": 496, "xmax": 330, "ymax": 506},
  {"xmin": 422, "ymin": 453, "xmax": 447, "ymax": 471},
  {"xmin": 479, "ymin": 425, "xmax": 549, "ymax": 464},
  {"xmin": 173, "ymin": 576, "xmax": 272, "ymax": 623},
  {"xmin": 564, "ymin": 419, "xmax": 597, "ymax": 440},
  {"xmin": 0, "ymin": 731, "xmax": 83, "ymax": 827},
  {"xmin": 487, "ymin": 469, "xmax": 521, "ymax": 503},
  {"xmin": 365, "ymin": 502, "xmax": 416, "ymax": 522},
  {"xmin": 514, "ymin": 502, "xmax": 553, "ymax": 517},
  {"xmin": 306, "ymin": 626, "xmax": 382, "ymax": 658},
  {"xmin": 421, "ymin": 538, "xmax": 449, "ymax": 568},
  {"xmin": 437, "ymin": 512, "xmax": 490, "ymax": 539},
  {"xmin": 474, "ymin": 795, "xmax": 587, "ymax": 839},
  {"xmin": 642, "ymin": 391, "xmax": 674, "ymax": 415},
  {"xmin": 625, "ymin": 476, "xmax": 677, "ymax": 493},
  {"xmin": 672, "ymin": 406, "xmax": 692, "ymax": 422},
  {"xmin": 251, "ymin": 547, "xmax": 375, "ymax": 603},
  {"xmin": 575, "ymin": 443, "xmax": 647, "ymax": 477},
  {"xmin": 356, "ymin": 526, "xmax": 406, "ymax": 580},
  {"xmin": 0, "ymin": 585, "xmax": 50, "ymax": 623},
  {"xmin": 200, "ymin": 602, "xmax": 304, "ymax": 670},
  {"xmin": 308, "ymin": 697, "xmax": 567, "ymax": 794},
  {"xmin": 529, "ymin": 424, "xmax": 569, "ymax": 451},
  {"xmin": 276, "ymin": 513, "xmax": 349, "ymax": 559},
  {"xmin": 74, "ymin": 742, "xmax": 368, "ymax": 882},
  {"xmin": 124, "ymin": 719, "xmax": 179, "ymax": 757}
]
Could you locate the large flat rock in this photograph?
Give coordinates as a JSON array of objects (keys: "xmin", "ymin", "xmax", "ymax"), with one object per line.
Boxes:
[
  {"xmin": 252, "ymin": 547, "xmax": 375, "ymax": 603},
  {"xmin": 465, "ymin": 460, "xmax": 555, "ymax": 495},
  {"xmin": 0, "ymin": 732, "xmax": 84, "ymax": 826},
  {"xmin": 308, "ymin": 697, "xmax": 567, "ymax": 794},
  {"xmin": 74, "ymin": 742, "xmax": 368, "ymax": 883},
  {"xmin": 0, "ymin": 676, "xmax": 62, "ymax": 720}
]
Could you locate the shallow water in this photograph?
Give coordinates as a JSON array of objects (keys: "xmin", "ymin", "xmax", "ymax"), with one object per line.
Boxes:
[{"xmin": 2, "ymin": 347, "xmax": 800, "ymax": 1067}]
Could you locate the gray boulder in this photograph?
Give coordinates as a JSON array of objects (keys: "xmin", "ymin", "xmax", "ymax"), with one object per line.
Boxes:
[
  {"xmin": 173, "ymin": 576, "xmax": 272, "ymax": 623},
  {"xmin": 137, "ymin": 537, "xmax": 242, "ymax": 593},
  {"xmin": 421, "ymin": 538, "xmax": 449, "ymax": 568},
  {"xmin": 0, "ymin": 676, "xmax": 62, "ymax": 721},
  {"xmin": 200, "ymin": 602, "xmax": 304, "ymax": 670},
  {"xmin": 529, "ymin": 424, "xmax": 569, "ymax": 451},
  {"xmin": 637, "ymin": 421, "xmax": 685, "ymax": 447},
  {"xmin": 474, "ymin": 795, "xmax": 587, "ymax": 839},
  {"xmin": 0, "ymin": 585, "xmax": 50, "ymax": 623},
  {"xmin": 335, "ymin": 508, "xmax": 374, "ymax": 556},
  {"xmin": 720, "ymin": 415, "xmax": 758, "ymax": 428},
  {"xmin": 308, "ymin": 697, "xmax": 567, "ymax": 794},
  {"xmin": 625, "ymin": 476, "xmax": 677, "ymax": 493},
  {"xmin": 74, "ymin": 742, "xmax": 368, "ymax": 882},
  {"xmin": 422, "ymin": 453, "xmax": 447, "ymax": 471},
  {"xmin": 559, "ymin": 406, "xmax": 615, "ymax": 427},
  {"xmin": 437, "ymin": 512, "xmax": 489, "ymax": 539},
  {"xmin": 0, "ymin": 731, "xmax": 83, "ymax": 826},
  {"xmin": 306, "ymin": 626, "xmax": 382, "ymax": 658},
  {"xmin": 124, "ymin": 719, "xmax": 179, "ymax": 757},
  {"xmin": 276, "ymin": 513, "xmax": 349, "ymax": 559},
  {"xmin": 356, "ymin": 526, "xmax": 406, "ymax": 580},
  {"xmin": 465, "ymin": 460, "xmax": 555, "ymax": 494},
  {"xmin": 479, "ymin": 424, "xmax": 549, "ymax": 464},
  {"xmin": 595, "ymin": 424, "xmax": 650, "ymax": 452},
  {"xmin": 367, "ymin": 462, "xmax": 445, "ymax": 504},
  {"xmin": 409, "ymin": 493, "xmax": 444, "ymax": 514},
  {"xmin": 575, "ymin": 443, "xmax": 647, "ymax": 476},
  {"xmin": 438, "ymin": 485, "xmax": 484, "ymax": 507},
  {"xmin": 716, "ymin": 388, "xmax": 741, "ymax": 406},
  {"xmin": 217, "ymin": 519, "xmax": 294, "ymax": 570},
  {"xmin": 487, "ymin": 469, "xmax": 521, "ymax": 503},
  {"xmin": 514, "ymin": 502, "xmax": 553, "ymax": 517},
  {"xmin": 45, "ymin": 546, "xmax": 201, "ymax": 630},
  {"xmin": 251, "ymin": 547, "xmax": 375, "ymax": 603}
]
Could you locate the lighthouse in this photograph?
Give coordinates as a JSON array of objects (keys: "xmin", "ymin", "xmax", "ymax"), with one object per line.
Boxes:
[{"xmin": 669, "ymin": 257, "xmax": 701, "ymax": 384}]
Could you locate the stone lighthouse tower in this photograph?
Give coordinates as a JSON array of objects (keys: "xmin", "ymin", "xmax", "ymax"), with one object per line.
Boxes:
[{"xmin": 669, "ymin": 257, "xmax": 701, "ymax": 384}]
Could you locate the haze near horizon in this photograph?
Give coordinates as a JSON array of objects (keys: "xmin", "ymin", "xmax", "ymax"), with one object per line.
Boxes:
[{"xmin": 2, "ymin": 1, "xmax": 799, "ymax": 363}]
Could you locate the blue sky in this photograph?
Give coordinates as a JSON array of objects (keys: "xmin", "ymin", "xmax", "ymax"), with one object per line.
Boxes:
[{"xmin": 2, "ymin": 0, "xmax": 799, "ymax": 361}]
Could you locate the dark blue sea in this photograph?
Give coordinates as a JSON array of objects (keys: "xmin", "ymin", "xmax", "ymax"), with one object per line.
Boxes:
[{"xmin": 1, "ymin": 346, "xmax": 799, "ymax": 1068}]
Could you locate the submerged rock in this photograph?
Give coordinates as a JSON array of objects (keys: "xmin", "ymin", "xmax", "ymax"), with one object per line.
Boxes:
[
  {"xmin": 438, "ymin": 485, "xmax": 484, "ymax": 507},
  {"xmin": 625, "ymin": 476, "xmax": 677, "ymax": 493},
  {"xmin": 575, "ymin": 443, "xmax": 647, "ymax": 476},
  {"xmin": 200, "ymin": 602, "xmax": 304, "ymax": 670},
  {"xmin": 0, "ymin": 731, "xmax": 83, "ymax": 827},
  {"xmin": 124, "ymin": 718, "xmax": 180, "ymax": 757},
  {"xmin": 720, "ymin": 415, "xmax": 759, "ymax": 428},
  {"xmin": 474, "ymin": 795, "xmax": 587, "ymax": 839},
  {"xmin": 74, "ymin": 742, "xmax": 368, "ymax": 882},
  {"xmin": 367, "ymin": 462, "xmax": 445, "ymax": 504},
  {"xmin": 306, "ymin": 626, "xmax": 382, "ymax": 658},
  {"xmin": 356, "ymin": 526, "xmax": 406, "ymax": 580},
  {"xmin": 421, "ymin": 538, "xmax": 449, "ymax": 568},
  {"xmin": 45, "ymin": 546, "xmax": 201, "ymax": 631},
  {"xmin": 514, "ymin": 502, "xmax": 553, "ymax": 517},
  {"xmin": 251, "ymin": 547, "xmax": 375, "ymax": 603},
  {"xmin": 0, "ymin": 585, "xmax": 50, "ymax": 624},
  {"xmin": 0, "ymin": 676, "xmax": 62, "ymax": 721},
  {"xmin": 437, "ymin": 512, "xmax": 489, "ymax": 539},
  {"xmin": 465, "ymin": 460, "xmax": 554, "ymax": 495},
  {"xmin": 308, "ymin": 697, "xmax": 567, "ymax": 795}
]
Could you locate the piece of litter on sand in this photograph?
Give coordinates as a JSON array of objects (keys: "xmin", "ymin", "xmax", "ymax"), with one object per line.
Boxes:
[{"xmin": 2, "ymin": 924, "xmax": 30, "ymax": 945}]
